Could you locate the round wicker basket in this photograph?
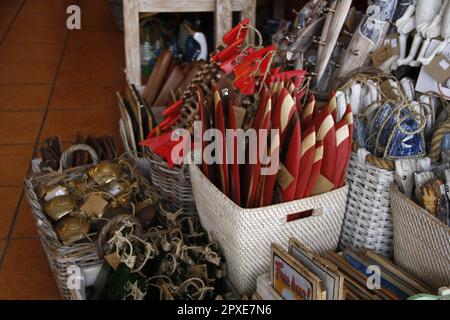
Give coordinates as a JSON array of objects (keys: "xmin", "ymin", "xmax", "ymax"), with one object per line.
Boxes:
[{"xmin": 24, "ymin": 144, "xmax": 157, "ymax": 299}]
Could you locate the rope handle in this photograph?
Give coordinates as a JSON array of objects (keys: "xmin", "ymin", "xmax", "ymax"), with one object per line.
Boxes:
[
  {"xmin": 58, "ymin": 144, "xmax": 99, "ymax": 173},
  {"xmin": 355, "ymin": 147, "xmax": 395, "ymax": 171},
  {"xmin": 238, "ymin": 23, "xmax": 263, "ymax": 49}
]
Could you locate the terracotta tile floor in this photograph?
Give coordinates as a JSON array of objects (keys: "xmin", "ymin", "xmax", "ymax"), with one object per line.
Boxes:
[{"xmin": 0, "ymin": 0, "xmax": 124, "ymax": 299}]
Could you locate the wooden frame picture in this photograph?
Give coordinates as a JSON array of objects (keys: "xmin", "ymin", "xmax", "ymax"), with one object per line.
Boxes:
[
  {"xmin": 288, "ymin": 238, "xmax": 345, "ymax": 300},
  {"xmin": 344, "ymin": 250, "xmax": 432, "ymax": 298},
  {"xmin": 323, "ymin": 250, "xmax": 432, "ymax": 300},
  {"xmin": 325, "ymin": 251, "xmax": 400, "ymax": 300},
  {"xmin": 270, "ymin": 244, "xmax": 326, "ymax": 300},
  {"xmin": 362, "ymin": 250, "xmax": 432, "ymax": 294}
]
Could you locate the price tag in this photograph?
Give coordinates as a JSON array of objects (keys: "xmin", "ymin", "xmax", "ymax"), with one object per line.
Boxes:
[
  {"xmin": 189, "ymin": 264, "xmax": 208, "ymax": 279},
  {"xmin": 370, "ymin": 34, "xmax": 400, "ymax": 67},
  {"xmin": 105, "ymin": 253, "xmax": 121, "ymax": 270},
  {"xmin": 425, "ymin": 54, "xmax": 450, "ymax": 85},
  {"xmin": 233, "ymin": 106, "xmax": 246, "ymax": 129},
  {"xmin": 80, "ymin": 194, "xmax": 108, "ymax": 218},
  {"xmin": 276, "ymin": 163, "xmax": 294, "ymax": 191},
  {"xmin": 385, "ymin": 34, "xmax": 400, "ymax": 56},
  {"xmin": 371, "ymin": 45, "xmax": 394, "ymax": 67}
]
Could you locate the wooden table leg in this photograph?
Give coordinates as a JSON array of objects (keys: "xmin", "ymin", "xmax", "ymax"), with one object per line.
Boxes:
[
  {"xmin": 215, "ymin": 0, "xmax": 232, "ymax": 47},
  {"xmin": 242, "ymin": 0, "xmax": 256, "ymax": 45},
  {"xmin": 124, "ymin": 0, "xmax": 141, "ymax": 85}
]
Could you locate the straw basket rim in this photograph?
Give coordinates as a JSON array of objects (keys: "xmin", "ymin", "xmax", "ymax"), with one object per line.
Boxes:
[
  {"xmin": 390, "ymin": 183, "xmax": 450, "ymax": 232},
  {"xmin": 189, "ymin": 163, "xmax": 348, "ymax": 214}
]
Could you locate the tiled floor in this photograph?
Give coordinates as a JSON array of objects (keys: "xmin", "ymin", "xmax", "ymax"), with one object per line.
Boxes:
[{"xmin": 0, "ymin": 0, "xmax": 124, "ymax": 299}]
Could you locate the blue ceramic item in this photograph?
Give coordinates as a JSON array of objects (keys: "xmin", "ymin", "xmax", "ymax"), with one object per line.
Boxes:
[
  {"xmin": 384, "ymin": 116, "xmax": 425, "ymax": 159},
  {"xmin": 367, "ymin": 101, "xmax": 395, "ymax": 153},
  {"xmin": 376, "ymin": 106, "xmax": 412, "ymax": 157}
]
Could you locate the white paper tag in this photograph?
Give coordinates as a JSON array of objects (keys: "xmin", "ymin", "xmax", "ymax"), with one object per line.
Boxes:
[
  {"xmin": 276, "ymin": 164, "xmax": 295, "ymax": 191},
  {"xmin": 439, "ymin": 59, "xmax": 449, "ymax": 70},
  {"xmin": 416, "ymin": 39, "xmax": 450, "ymax": 96},
  {"xmin": 44, "ymin": 186, "xmax": 67, "ymax": 201},
  {"xmin": 391, "ymin": 38, "xmax": 398, "ymax": 48},
  {"xmin": 80, "ymin": 194, "xmax": 108, "ymax": 217},
  {"xmin": 108, "ymin": 184, "xmax": 124, "ymax": 196},
  {"xmin": 440, "ymin": 183, "xmax": 446, "ymax": 196}
]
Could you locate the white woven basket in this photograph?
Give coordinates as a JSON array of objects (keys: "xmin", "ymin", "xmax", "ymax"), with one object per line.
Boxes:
[
  {"xmin": 391, "ymin": 184, "xmax": 450, "ymax": 290},
  {"xmin": 190, "ymin": 164, "xmax": 348, "ymax": 295},
  {"xmin": 339, "ymin": 151, "xmax": 395, "ymax": 257}
]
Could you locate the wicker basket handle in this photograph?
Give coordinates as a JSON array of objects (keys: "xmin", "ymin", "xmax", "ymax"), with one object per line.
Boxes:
[
  {"xmin": 283, "ymin": 207, "xmax": 325, "ymax": 224},
  {"xmin": 58, "ymin": 144, "xmax": 100, "ymax": 173}
]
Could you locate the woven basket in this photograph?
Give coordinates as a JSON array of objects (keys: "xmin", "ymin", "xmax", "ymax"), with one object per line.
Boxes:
[
  {"xmin": 118, "ymin": 100, "xmax": 194, "ymax": 212},
  {"xmin": 149, "ymin": 151, "xmax": 195, "ymax": 213},
  {"xmin": 190, "ymin": 164, "xmax": 348, "ymax": 295},
  {"xmin": 24, "ymin": 144, "xmax": 157, "ymax": 300},
  {"xmin": 391, "ymin": 184, "xmax": 450, "ymax": 290},
  {"xmin": 339, "ymin": 151, "xmax": 395, "ymax": 257}
]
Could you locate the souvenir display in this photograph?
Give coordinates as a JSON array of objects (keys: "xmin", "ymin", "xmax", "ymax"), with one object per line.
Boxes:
[
  {"xmin": 324, "ymin": 249, "xmax": 432, "ymax": 300},
  {"xmin": 337, "ymin": 0, "xmax": 397, "ymax": 78},
  {"xmin": 398, "ymin": 164, "xmax": 450, "ymax": 226},
  {"xmin": 288, "ymin": 238, "xmax": 345, "ymax": 300},
  {"xmin": 18, "ymin": 0, "xmax": 450, "ymax": 301},
  {"xmin": 190, "ymin": 161, "xmax": 349, "ymax": 295},
  {"xmin": 336, "ymin": 69, "xmax": 450, "ymax": 225},
  {"xmin": 139, "ymin": 20, "xmax": 353, "ymax": 208},
  {"xmin": 335, "ymin": 73, "xmax": 430, "ymax": 158},
  {"xmin": 259, "ymin": 238, "xmax": 431, "ymax": 300},
  {"xmin": 36, "ymin": 156, "xmax": 157, "ymax": 245},
  {"xmin": 337, "ymin": 68, "xmax": 450, "ymax": 261},
  {"xmin": 274, "ymin": 0, "xmax": 362, "ymax": 95},
  {"xmin": 192, "ymin": 75, "xmax": 352, "ymax": 207},
  {"xmin": 119, "ymin": 51, "xmax": 211, "ymax": 157},
  {"xmin": 94, "ymin": 204, "xmax": 227, "ymax": 300},
  {"xmin": 38, "ymin": 134, "xmax": 117, "ymax": 172},
  {"xmin": 271, "ymin": 244, "xmax": 326, "ymax": 300},
  {"xmin": 139, "ymin": 19, "xmax": 271, "ymax": 138},
  {"xmin": 273, "ymin": 0, "xmax": 450, "ymax": 97},
  {"xmin": 395, "ymin": 0, "xmax": 447, "ymax": 68}
]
